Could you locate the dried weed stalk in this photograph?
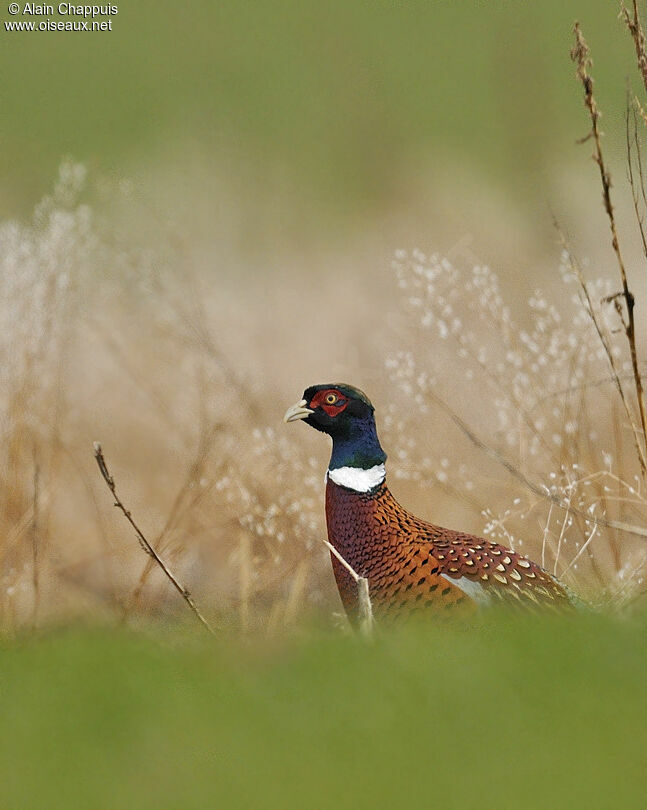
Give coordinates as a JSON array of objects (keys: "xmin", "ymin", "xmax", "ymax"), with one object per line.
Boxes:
[
  {"xmin": 93, "ymin": 442, "xmax": 215, "ymax": 635},
  {"xmin": 571, "ymin": 21, "xmax": 647, "ymax": 476},
  {"xmin": 321, "ymin": 539, "xmax": 374, "ymax": 638},
  {"xmin": 625, "ymin": 102, "xmax": 647, "ymax": 256},
  {"xmin": 622, "ymin": 1, "xmax": 647, "ymax": 97},
  {"xmin": 0, "ymin": 161, "xmax": 95, "ymax": 631},
  {"xmin": 30, "ymin": 453, "xmax": 40, "ymax": 628}
]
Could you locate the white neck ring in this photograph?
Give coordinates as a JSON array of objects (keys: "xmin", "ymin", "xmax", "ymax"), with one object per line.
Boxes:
[{"xmin": 327, "ymin": 464, "xmax": 386, "ymax": 493}]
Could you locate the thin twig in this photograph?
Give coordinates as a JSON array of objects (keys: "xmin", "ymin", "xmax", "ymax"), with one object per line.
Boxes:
[
  {"xmin": 530, "ymin": 368, "xmax": 647, "ymax": 408},
  {"xmin": 632, "ymin": 98, "xmax": 647, "ymax": 217},
  {"xmin": 239, "ymin": 530, "xmax": 251, "ymax": 633},
  {"xmin": 322, "ymin": 539, "xmax": 374, "ymax": 637},
  {"xmin": 283, "ymin": 559, "xmax": 309, "ymax": 627},
  {"xmin": 572, "ymin": 22, "xmax": 647, "ymax": 475},
  {"xmin": 553, "ymin": 487, "xmax": 573, "ymax": 576},
  {"xmin": 30, "ymin": 450, "xmax": 40, "ymax": 628},
  {"xmin": 541, "ymin": 500, "xmax": 554, "ymax": 570},
  {"xmin": 626, "ymin": 98, "xmax": 647, "ymax": 256},
  {"xmin": 561, "ymin": 522, "xmax": 600, "ymax": 577},
  {"xmin": 622, "ymin": 1, "xmax": 647, "ymax": 97},
  {"xmin": 426, "ymin": 386, "xmax": 647, "ymax": 539},
  {"xmin": 555, "ymin": 225, "xmax": 646, "ymax": 471},
  {"xmin": 93, "ymin": 442, "xmax": 215, "ymax": 635}
]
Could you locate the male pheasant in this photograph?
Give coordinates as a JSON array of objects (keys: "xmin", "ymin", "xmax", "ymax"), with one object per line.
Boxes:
[{"xmin": 284, "ymin": 383, "xmax": 576, "ymax": 622}]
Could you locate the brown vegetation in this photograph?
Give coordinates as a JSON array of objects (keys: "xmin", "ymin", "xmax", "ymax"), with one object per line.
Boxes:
[{"xmin": 3, "ymin": 5, "xmax": 647, "ymax": 635}]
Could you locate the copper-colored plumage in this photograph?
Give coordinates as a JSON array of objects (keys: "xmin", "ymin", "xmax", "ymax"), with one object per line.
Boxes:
[
  {"xmin": 285, "ymin": 382, "xmax": 576, "ymax": 622},
  {"xmin": 326, "ymin": 478, "xmax": 574, "ymax": 621}
]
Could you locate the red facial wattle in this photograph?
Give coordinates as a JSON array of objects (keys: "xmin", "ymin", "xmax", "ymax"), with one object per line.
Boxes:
[{"xmin": 309, "ymin": 388, "xmax": 350, "ymax": 417}]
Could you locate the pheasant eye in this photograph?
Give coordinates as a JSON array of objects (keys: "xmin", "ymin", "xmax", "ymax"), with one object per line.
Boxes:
[{"xmin": 325, "ymin": 393, "xmax": 338, "ymax": 404}]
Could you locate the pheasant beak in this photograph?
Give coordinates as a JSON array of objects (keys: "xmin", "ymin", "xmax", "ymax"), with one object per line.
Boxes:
[{"xmin": 284, "ymin": 399, "xmax": 314, "ymax": 423}]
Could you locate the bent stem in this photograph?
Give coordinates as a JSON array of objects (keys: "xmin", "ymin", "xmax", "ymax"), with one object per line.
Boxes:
[
  {"xmin": 322, "ymin": 538, "xmax": 374, "ymax": 638},
  {"xmin": 93, "ymin": 442, "xmax": 215, "ymax": 636}
]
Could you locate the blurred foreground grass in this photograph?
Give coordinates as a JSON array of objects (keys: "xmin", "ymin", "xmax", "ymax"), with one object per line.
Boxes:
[{"xmin": 1, "ymin": 615, "xmax": 645, "ymax": 809}]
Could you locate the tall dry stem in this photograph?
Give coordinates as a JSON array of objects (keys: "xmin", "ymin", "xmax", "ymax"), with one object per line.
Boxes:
[
  {"xmin": 622, "ymin": 1, "xmax": 647, "ymax": 96},
  {"xmin": 238, "ymin": 530, "xmax": 251, "ymax": 632},
  {"xmin": 30, "ymin": 452, "xmax": 40, "ymax": 628},
  {"xmin": 571, "ymin": 21, "xmax": 647, "ymax": 476},
  {"xmin": 93, "ymin": 442, "xmax": 216, "ymax": 636},
  {"xmin": 322, "ymin": 539, "xmax": 374, "ymax": 638}
]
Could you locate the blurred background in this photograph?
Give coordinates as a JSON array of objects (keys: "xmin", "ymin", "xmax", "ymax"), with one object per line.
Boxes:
[
  {"xmin": 0, "ymin": 0, "xmax": 637, "ymax": 259},
  {"xmin": 1, "ymin": 0, "xmax": 646, "ymax": 630}
]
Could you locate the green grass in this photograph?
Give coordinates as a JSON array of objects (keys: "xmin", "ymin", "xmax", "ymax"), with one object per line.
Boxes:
[
  {"xmin": 1, "ymin": 615, "xmax": 645, "ymax": 808},
  {"xmin": 0, "ymin": 0, "xmax": 636, "ymax": 221}
]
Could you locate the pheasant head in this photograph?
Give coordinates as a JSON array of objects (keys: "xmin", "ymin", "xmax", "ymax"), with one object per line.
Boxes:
[{"xmin": 284, "ymin": 383, "xmax": 387, "ymax": 488}]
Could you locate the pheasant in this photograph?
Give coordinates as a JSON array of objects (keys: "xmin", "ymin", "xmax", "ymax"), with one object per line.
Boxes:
[{"xmin": 284, "ymin": 383, "xmax": 577, "ymax": 622}]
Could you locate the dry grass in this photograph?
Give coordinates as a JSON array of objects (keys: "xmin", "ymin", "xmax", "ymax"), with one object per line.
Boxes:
[
  {"xmin": 0, "ymin": 161, "xmax": 371, "ymax": 634},
  {"xmin": 4, "ymin": 6, "xmax": 647, "ymax": 635},
  {"xmin": 379, "ymin": 11, "xmax": 647, "ymax": 610}
]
